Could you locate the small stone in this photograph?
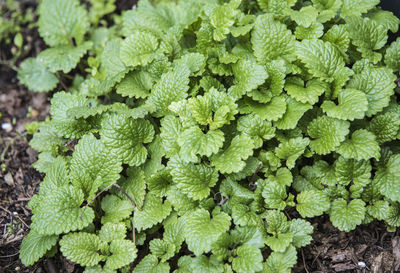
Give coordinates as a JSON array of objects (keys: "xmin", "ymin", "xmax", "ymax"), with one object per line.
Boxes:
[
  {"xmin": 1, "ymin": 123, "xmax": 12, "ymax": 132},
  {"xmin": 358, "ymin": 261, "xmax": 366, "ymax": 268},
  {"xmin": 4, "ymin": 173, "xmax": 14, "ymax": 186}
]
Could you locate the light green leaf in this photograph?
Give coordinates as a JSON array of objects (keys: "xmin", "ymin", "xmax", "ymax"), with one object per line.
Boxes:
[
  {"xmin": 347, "ymin": 66, "xmax": 396, "ymax": 117},
  {"xmin": 307, "ymin": 116, "xmax": 350, "ymax": 155},
  {"xmin": 232, "ymin": 245, "xmax": 263, "ymax": 273},
  {"xmin": 38, "ymin": 42, "xmax": 92, "ymax": 73},
  {"xmin": 374, "ymin": 154, "xmax": 400, "ymax": 202},
  {"xmin": 228, "ymin": 59, "xmax": 268, "ymax": 99},
  {"xmin": 336, "ymin": 129, "xmax": 380, "ymax": 160},
  {"xmin": 275, "ymin": 137, "xmax": 310, "ymax": 169},
  {"xmin": 184, "ymin": 208, "xmax": 231, "ymax": 256},
  {"xmin": 385, "ymin": 38, "xmax": 400, "ymax": 72},
  {"xmin": 329, "ymin": 198, "xmax": 366, "ymax": 232},
  {"xmin": 60, "ymin": 232, "xmax": 105, "ymax": 267},
  {"xmin": 240, "ymin": 96, "xmax": 287, "ymax": 122},
  {"xmin": 346, "ymin": 16, "xmax": 387, "ymax": 63},
  {"xmin": 296, "ymin": 39, "xmax": 353, "ymax": 87},
  {"xmin": 262, "ymin": 181, "xmax": 287, "ymax": 210},
  {"xmin": 38, "ymin": 0, "xmax": 89, "ymax": 46},
  {"xmin": 120, "ymin": 30, "xmax": 159, "ymax": 67},
  {"xmin": 135, "ymin": 193, "xmax": 172, "ymax": 231},
  {"xmin": 101, "ymin": 195, "xmax": 134, "ymax": 224},
  {"xmin": 265, "ymin": 233, "xmax": 293, "ymax": 252},
  {"xmin": 367, "ymin": 200, "xmax": 390, "ymax": 221},
  {"xmin": 106, "ymin": 240, "xmax": 137, "ymax": 270},
  {"xmin": 252, "ymin": 14, "xmax": 296, "ymax": 63},
  {"xmin": 275, "ymin": 97, "xmax": 312, "ymax": 130},
  {"xmin": 211, "ymin": 135, "xmax": 255, "ymax": 174},
  {"xmin": 133, "ymin": 254, "xmax": 170, "ymax": 273},
  {"xmin": 169, "ymin": 156, "xmax": 219, "ymax": 200},
  {"xmin": 20, "ymin": 231, "xmax": 58, "ymax": 266},
  {"xmin": 262, "ymin": 245, "xmax": 297, "ymax": 273},
  {"xmin": 296, "ymin": 190, "xmax": 330, "ymax": 218},
  {"xmin": 321, "ymin": 89, "xmax": 368, "ymax": 121},
  {"xmin": 285, "ymin": 77, "xmax": 327, "ymax": 105},
  {"xmin": 288, "ymin": 219, "xmax": 313, "ymax": 248},
  {"xmin": 98, "ymin": 223, "xmax": 127, "ymax": 242},
  {"xmin": 150, "ymin": 239, "xmax": 176, "ymax": 262},
  {"xmin": 178, "ymin": 127, "xmax": 224, "ymax": 161},
  {"xmin": 31, "ymin": 185, "xmax": 94, "ymax": 235},
  {"xmin": 288, "ymin": 6, "xmax": 318, "ymax": 27},
  {"xmin": 18, "ymin": 58, "xmax": 58, "ymax": 92},
  {"xmin": 101, "ymin": 115, "xmax": 154, "ymax": 166},
  {"xmin": 341, "ymin": 0, "xmax": 379, "ymax": 17},
  {"xmin": 237, "ymin": 114, "xmax": 275, "ymax": 148},
  {"xmin": 70, "ymin": 134, "xmax": 122, "ymax": 201},
  {"xmin": 368, "ymin": 112, "xmax": 400, "ymax": 144},
  {"xmin": 116, "ymin": 70, "xmax": 153, "ymax": 98},
  {"xmin": 191, "ymin": 255, "xmax": 224, "ymax": 273}
]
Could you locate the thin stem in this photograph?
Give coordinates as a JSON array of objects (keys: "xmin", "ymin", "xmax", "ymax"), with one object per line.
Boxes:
[{"xmin": 80, "ymin": 183, "xmax": 137, "ymax": 244}]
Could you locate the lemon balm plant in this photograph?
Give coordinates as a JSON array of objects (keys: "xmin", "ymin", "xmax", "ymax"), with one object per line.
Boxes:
[{"xmin": 18, "ymin": 0, "xmax": 400, "ymax": 272}]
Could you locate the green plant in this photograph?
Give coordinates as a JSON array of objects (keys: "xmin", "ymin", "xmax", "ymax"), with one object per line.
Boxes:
[{"xmin": 19, "ymin": 0, "xmax": 400, "ymax": 272}]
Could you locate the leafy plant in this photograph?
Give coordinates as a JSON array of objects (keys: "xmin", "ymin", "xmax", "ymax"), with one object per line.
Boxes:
[{"xmin": 19, "ymin": 0, "xmax": 400, "ymax": 272}]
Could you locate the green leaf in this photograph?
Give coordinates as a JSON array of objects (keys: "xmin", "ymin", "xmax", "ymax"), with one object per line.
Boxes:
[
  {"xmin": 178, "ymin": 127, "xmax": 224, "ymax": 161},
  {"xmin": 296, "ymin": 190, "xmax": 330, "ymax": 218},
  {"xmin": 256, "ymin": 0, "xmax": 297, "ymax": 16},
  {"xmin": 60, "ymin": 232, "xmax": 105, "ymax": 267},
  {"xmin": 20, "ymin": 231, "xmax": 58, "ymax": 266},
  {"xmin": 374, "ymin": 154, "xmax": 400, "ymax": 202},
  {"xmin": 262, "ymin": 246, "xmax": 297, "ymax": 273},
  {"xmin": 169, "ymin": 156, "xmax": 219, "ymax": 201},
  {"xmin": 296, "ymin": 39, "xmax": 353, "ymax": 87},
  {"xmin": 147, "ymin": 168, "xmax": 173, "ymax": 198},
  {"xmin": 367, "ymin": 200, "xmax": 390, "ymax": 221},
  {"xmin": 385, "ymin": 38, "xmax": 400, "ymax": 72},
  {"xmin": 150, "ymin": 239, "xmax": 176, "ymax": 262},
  {"xmin": 29, "ymin": 122, "xmax": 66, "ymax": 153},
  {"xmin": 101, "ymin": 195, "xmax": 134, "ymax": 223},
  {"xmin": 345, "ymin": 16, "xmax": 387, "ymax": 63},
  {"xmin": 98, "ymin": 222, "xmax": 127, "ymax": 242},
  {"xmin": 251, "ymin": 14, "xmax": 296, "ymax": 63},
  {"xmin": 336, "ymin": 129, "xmax": 380, "ymax": 160},
  {"xmin": 232, "ymin": 245, "xmax": 263, "ymax": 273},
  {"xmin": 31, "ymin": 185, "xmax": 94, "ymax": 235},
  {"xmin": 211, "ymin": 135, "xmax": 255, "ymax": 174},
  {"xmin": 240, "ymin": 96, "xmax": 287, "ymax": 122},
  {"xmin": 38, "ymin": 0, "xmax": 89, "ymax": 46},
  {"xmin": 184, "ymin": 208, "xmax": 231, "ymax": 256},
  {"xmin": 101, "ymin": 115, "xmax": 154, "ymax": 166},
  {"xmin": 307, "ymin": 116, "xmax": 350, "ymax": 155},
  {"xmin": 237, "ymin": 114, "xmax": 275, "ymax": 148},
  {"xmin": 288, "ymin": 6, "xmax": 318, "ymax": 27},
  {"xmin": 208, "ymin": 0, "xmax": 241, "ymax": 41},
  {"xmin": 285, "ymin": 77, "xmax": 327, "ymax": 105},
  {"xmin": 120, "ymin": 30, "xmax": 159, "ymax": 67},
  {"xmin": 275, "ymin": 97, "xmax": 312, "ymax": 130},
  {"xmin": 38, "ymin": 42, "xmax": 92, "ymax": 73},
  {"xmin": 147, "ymin": 65, "xmax": 191, "ymax": 117},
  {"xmin": 133, "ymin": 255, "xmax": 170, "ymax": 273},
  {"xmin": 262, "ymin": 181, "xmax": 287, "ymax": 210},
  {"xmin": 347, "ymin": 66, "xmax": 396, "ymax": 117},
  {"xmin": 18, "ymin": 58, "xmax": 58, "ymax": 92},
  {"xmin": 70, "ymin": 134, "xmax": 122, "ymax": 201},
  {"xmin": 288, "ymin": 219, "xmax": 313, "ymax": 248},
  {"xmin": 106, "ymin": 239, "xmax": 137, "ymax": 270},
  {"xmin": 232, "ymin": 203, "xmax": 261, "ymax": 226},
  {"xmin": 160, "ymin": 115, "xmax": 182, "ymax": 158},
  {"xmin": 329, "ymin": 198, "xmax": 366, "ymax": 232},
  {"xmin": 228, "ymin": 59, "xmax": 268, "ymax": 99},
  {"xmin": 368, "ymin": 112, "xmax": 400, "ymax": 144},
  {"xmin": 191, "ymin": 255, "xmax": 224, "ymax": 273},
  {"xmin": 116, "ymin": 70, "xmax": 153, "ymax": 98},
  {"xmin": 265, "ymin": 233, "xmax": 293, "ymax": 252},
  {"xmin": 321, "ymin": 89, "xmax": 368, "ymax": 121},
  {"xmin": 135, "ymin": 193, "xmax": 172, "ymax": 231},
  {"xmin": 118, "ymin": 167, "xmax": 147, "ymax": 209},
  {"xmin": 341, "ymin": 0, "xmax": 379, "ymax": 18},
  {"xmin": 275, "ymin": 137, "xmax": 310, "ymax": 169}
]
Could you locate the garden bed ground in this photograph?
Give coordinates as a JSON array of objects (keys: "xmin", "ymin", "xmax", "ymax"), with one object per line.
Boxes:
[{"xmin": 1, "ymin": 0, "xmax": 400, "ymax": 272}]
